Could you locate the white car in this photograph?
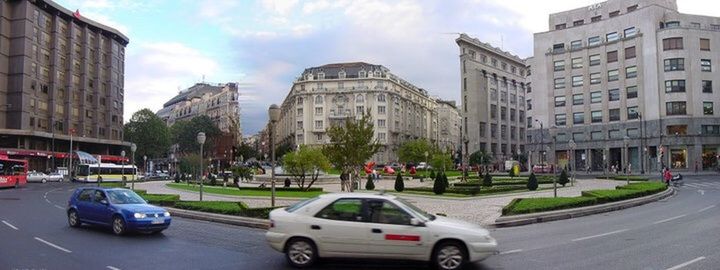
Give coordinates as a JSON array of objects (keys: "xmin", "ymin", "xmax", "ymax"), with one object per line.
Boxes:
[
  {"xmin": 27, "ymin": 172, "xmax": 63, "ymax": 183},
  {"xmin": 266, "ymin": 193, "xmax": 498, "ymax": 270}
]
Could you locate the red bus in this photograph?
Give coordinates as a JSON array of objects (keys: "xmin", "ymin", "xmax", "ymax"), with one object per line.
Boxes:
[{"xmin": 0, "ymin": 155, "xmax": 28, "ymax": 188}]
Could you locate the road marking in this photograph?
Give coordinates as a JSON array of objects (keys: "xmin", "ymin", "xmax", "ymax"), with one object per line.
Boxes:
[
  {"xmin": 571, "ymin": 229, "xmax": 629, "ymax": 242},
  {"xmin": 2, "ymin": 220, "xmax": 18, "ymax": 230},
  {"xmin": 34, "ymin": 237, "xmax": 72, "ymax": 253},
  {"xmin": 499, "ymin": 249, "xmax": 523, "ymax": 255},
  {"xmin": 107, "ymin": 266, "xmax": 121, "ymax": 270},
  {"xmin": 666, "ymin": 256, "xmax": 705, "ymax": 270},
  {"xmin": 684, "ymin": 184, "xmax": 701, "ymax": 188},
  {"xmin": 653, "ymin": 214, "xmax": 687, "ymax": 225},
  {"xmin": 697, "ymin": 205, "xmax": 716, "ymax": 213},
  {"xmin": 54, "ymin": 205, "xmax": 65, "ymax": 210}
]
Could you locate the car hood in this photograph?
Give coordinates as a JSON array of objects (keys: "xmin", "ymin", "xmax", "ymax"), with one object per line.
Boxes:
[
  {"xmin": 114, "ymin": 204, "xmax": 166, "ymax": 213},
  {"xmin": 427, "ymin": 215, "xmax": 490, "ymax": 237}
]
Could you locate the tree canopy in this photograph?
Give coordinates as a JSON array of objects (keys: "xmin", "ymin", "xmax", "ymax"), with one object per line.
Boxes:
[
  {"xmin": 397, "ymin": 139, "xmax": 435, "ymax": 164},
  {"xmin": 123, "ymin": 108, "xmax": 171, "ymax": 159},
  {"xmin": 469, "ymin": 150, "xmax": 493, "ymax": 167},
  {"xmin": 282, "ymin": 146, "xmax": 331, "ymax": 190},
  {"xmin": 323, "ymin": 111, "xmax": 381, "ymax": 191},
  {"xmin": 429, "ymin": 151, "xmax": 454, "ymax": 172},
  {"xmin": 170, "ymin": 115, "xmax": 221, "ymax": 155}
]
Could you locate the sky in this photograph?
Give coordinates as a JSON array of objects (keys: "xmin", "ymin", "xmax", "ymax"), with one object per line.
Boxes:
[{"xmin": 54, "ymin": 0, "xmax": 719, "ymax": 136}]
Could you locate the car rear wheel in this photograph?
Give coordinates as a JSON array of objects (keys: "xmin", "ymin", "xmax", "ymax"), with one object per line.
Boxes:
[
  {"xmin": 68, "ymin": 210, "xmax": 80, "ymax": 227},
  {"xmin": 433, "ymin": 241, "xmax": 467, "ymax": 270},
  {"xmin": 285, "ymin": 238, "xmax": 317, "ymax": 268},
  {"xmin": 112, "ymin": 216, "xmax": 126, "ymax": 235}
]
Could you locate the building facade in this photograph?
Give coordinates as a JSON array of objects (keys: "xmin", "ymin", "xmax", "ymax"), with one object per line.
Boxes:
[
  {"xmin": 529, "ymin": 0, "xmax": 720, "ymax": 172},
  {"xmin": 275, "ymin": 62, "xmax": 438, "ymax": 163},
  {"xmin": 457, "ymin": 34, "xmax": 529, "ymax": 166},
  {"xmin": 0, "ymin": 0, "xmax": 129, "ymax": 171},
  {"xmin": 157, "ymin": 82, "xmax": 241, "ymax": 138},
  {"xmin": 435, "ymin": 99, "xmax": 461, "ymax": 153}
]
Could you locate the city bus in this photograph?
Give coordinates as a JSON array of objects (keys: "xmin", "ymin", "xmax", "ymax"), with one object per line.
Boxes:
[
  {"xmin": 0, "ymin": 155, "xmax": 28, "ymax": 188},
  {"xmin": 76, "ymin": 163, "xmax": 138, "ymax": 182}
]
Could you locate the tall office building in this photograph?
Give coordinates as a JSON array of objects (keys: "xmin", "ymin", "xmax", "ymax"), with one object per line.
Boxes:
[
  {"xmin": 0, "ymin": 0, "xmax": 129, "ymax": 171},
  {"xmin": 529, "ymin": 0, "xmax": 720, "ymax": 172},
  {"xmin": 457, "ymin": 34, "xmax": 529, "ymax": 166}
]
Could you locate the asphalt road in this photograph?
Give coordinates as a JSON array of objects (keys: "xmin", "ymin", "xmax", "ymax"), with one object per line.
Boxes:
[{"xmin": 0, "ymin": 176, "xmax": 718, "ymax": 270}]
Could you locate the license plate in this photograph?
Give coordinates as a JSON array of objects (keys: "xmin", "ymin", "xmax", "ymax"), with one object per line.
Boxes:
[{"xmin": 151, "ymin": 218, "xmax": 164, "ymax": 224}]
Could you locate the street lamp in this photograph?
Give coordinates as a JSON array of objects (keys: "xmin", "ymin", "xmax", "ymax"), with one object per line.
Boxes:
[
  {"xmin": 535, "ymin": 119, "xmax": 544, "ymax": 170},
  {"xmin": 269, "ymin": 104, "xmax": 281, "ymax": 206},
  {"xmin": 197, "ymin": 132, "xmax": 206, "ymax": 201},
  {"xmin": 552, "ymin": 134, "xmax": 557, "ymax": 198},
  {"xmin": 569, "ymin": 139, "xmax": 576, "ymax": 187},
  {"xmin": 624, "ymin": 135, "xmax": 630, "ymax": 185},
  {"xmin": 143, "ymin": 155, "xmax": 147, "ymax": 177},
  {"xmin": 423, "ymin": 151, "xmax": 429, "ymax": 171},
  {"xmin": 130, "ymin": 143, "xmax": 136, "ymax": 190},
  {"xmin": 638, "ymin": 112, "xmax": 645, "ymax": 174},
  {"xmin": 604, "ymin": 147, "xmax": 609, "ymax": 181},
  {"xmin": 121, "ymin": 150, "xmax": 126, "ymax": 186}
]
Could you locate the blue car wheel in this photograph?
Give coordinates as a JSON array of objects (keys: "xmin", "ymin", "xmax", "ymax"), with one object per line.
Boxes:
[{"xmin": 112, "ymin": 216, "xmax": 126, "ymax": 235}]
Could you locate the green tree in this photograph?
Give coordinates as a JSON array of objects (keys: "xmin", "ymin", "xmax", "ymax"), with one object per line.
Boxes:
[
  {"xmin": 394, "ymin": 172, "xmax": 404, "ymax": 192},
  {"xmin": 171, "ymin": 115, "xmax": 221, "ymax": 154},
  {"xmin": 123, "ymin": 109, "xmax": 171, "ymax": 159},
  {"xmin": 433, "ymin": 171, "xmax": 446, "ymax": 195},
  {"xmin": 397, "ymin": 139, "xmax": 434, "ymax": 164},
  {"xmin": 275, "ymin": 141, "xmax": 294, "ymax": 160},
  {"xmin": 323, "ymin": 111, "xmax": 381, "ymax": 192},
  {"xmin": 443, "ymin": 172, "xmax": 449, "ymax": 188},
  {"xmin": 469, "ymin": 151, "xmax": 493, "ymax": 172},
  {"xmin": 178, "ymin": 154, "xmax": 201, "ymax": 181},
  {"xmin": 483, "ymin": 172, "xmax": 493, "ymax": 187},
  {"xmin": 429, "ymin": 170, "xmax": 436, "ymax": 180},
  {"xmin": 429, "ymin": 152, "xmax": 454, "ymax": 172},
  {"xmin": 174, "ymin": 173, "xmax": 180, "ymax": 183},
  {"xmin": 527, "ymin": 173, "xmax": 539, "ymax": 191},
  {"xmin": 365, "ymin": 174, "xmax": 375, "ymax": 190},
  {"xmin": 235, "ymin": 142, "xmax": 258, "ymax": 162},
  {"xmin": 512, "ymin": 152, "xmax": 528, "ymax": 170},
  {"xmin": 283, "ymin": 145, "xmax": 331, "ymax": 190},
  {"xmin": 558, "ymin": 169, "xmax": 569, "ymax": 187}
]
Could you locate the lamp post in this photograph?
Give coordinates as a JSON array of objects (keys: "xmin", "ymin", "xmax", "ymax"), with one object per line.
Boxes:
[
  {"xmin": 535, "ymin": 119, "xmax": 544, "ymax": 170},
  {"xmin": 569, "ymin": 139, "xmax": 576, "ymax": 186},
  {"xmin": 269, "ymin": 104, "xmax": 281, "ymax": 207},
  {"xmin": 143, "ymin": 155, "xmax": 147, "ymax": 178},
  {"xmin": 130, "ymin": 144, "xmax": 136, "ymax": 190},
  {"xmin": 624, "ymin": 135, "xmax": 630, "ymax": 185},
  {"xmin": 552, "ymin": 134, "xmax": 557, "ymax": 198},
  {"xmin": 121, "ymin": 150, "xmax": 126, "ymax": 186},
  {"xmin": 639, "ymin": 112, "xmax": 645, "ymax": 174},
  {"xmin": 197, "ymin": 132, "xmax": 206, "ymax": 201},
  {"xmin": 170, "ymin": 153, "xmax": 175, "ymax": 177},
  {"xmin": 424, "ymin": 151, "xmax": 429, "ymax": 172},
  {"xmin": 604, "ymin": 147, "xmax": 609, "ymax": 180}
]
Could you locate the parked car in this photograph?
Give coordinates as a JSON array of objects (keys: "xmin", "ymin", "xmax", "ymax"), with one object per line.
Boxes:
[
  {"xmin": 27, "ymin": 172, "xmax": 63, "ymax": 183},
  {"xmin": 532, "ymin": 164, "xmax": 552, "ymax": 173},
  {"xmin": 266, "ymin": 193, "xmax": 498, "ymax": 269},
  {"xmin": 47, "ymin": 172, "xmax": 64, "ymax": 182},
  {"xmin": 416, "ymin": 162, "xmax": 432, "ymax": 170},
  {"xmin": 67, "ymin": 187, "xmax": 171, "ymax": 235}
]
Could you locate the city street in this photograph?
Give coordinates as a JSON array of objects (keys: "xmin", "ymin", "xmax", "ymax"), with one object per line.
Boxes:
[{"xmin": 1, "ymin": 176, "xmax": 719, "ymax": 270}]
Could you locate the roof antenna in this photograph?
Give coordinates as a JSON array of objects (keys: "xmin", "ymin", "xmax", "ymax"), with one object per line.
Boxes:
[{"xmin": 501, "ymin": 35, "xmax": 504, "ymax": 50}]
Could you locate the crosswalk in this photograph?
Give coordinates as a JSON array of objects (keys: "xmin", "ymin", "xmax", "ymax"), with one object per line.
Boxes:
[{"xmin": 679, "ymin": 181, "xmax": 720, "ymax": 190}]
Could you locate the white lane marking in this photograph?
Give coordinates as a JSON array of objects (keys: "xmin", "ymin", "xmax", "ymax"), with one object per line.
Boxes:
[
  {"xmin": 34, "ymin": 237, "xmax": 72, "ymax": 253},
  {"xmin": 54, "ymin": 205, "xmax": 65, "ymax": 210},
  {"xmin": 684, "ymin": 184, "xmax": 701, "ymax": 188},
  {"xmin": 572, "ymin": 229, "xmax": 629, "ymax": 242},
  {"xmin": 653, "ymin": 214, "xmax": 687, "ymax": 225},
  {"xmin": 666, "ymin": 256, "xmax": 706, "ymax": 270},
  {"xmin": 694, "ymin": 183, "xmax": 713, "ymax": 187},
  {"xmin": 107, "ymin": 266, "xmax": 121, "ymax": 270},
  {"xmin": 2, "ymin": 220, "xmax": 19, "ymax": 230},
  {"xmin": 499, "ymin": 249, "xmax": 523, "ymax": 255},
  {"xmin": 697, "ymin": 205, "xmax": 716, "ymax": 213}
]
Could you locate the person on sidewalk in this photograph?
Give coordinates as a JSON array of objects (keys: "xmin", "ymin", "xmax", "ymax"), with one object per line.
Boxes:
[{"xmin": 663, "ymin": 167, "xmax": 672, "ymax": 187}]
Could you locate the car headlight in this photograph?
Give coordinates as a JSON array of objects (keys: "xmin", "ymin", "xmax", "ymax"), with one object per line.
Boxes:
[
  {"xmin": 134, "ymin": 213, "xmax": 147, "ymax": 219},
  {"xmin": 163, "ymin": 211, "xmax": 171, "ymax": 217}
]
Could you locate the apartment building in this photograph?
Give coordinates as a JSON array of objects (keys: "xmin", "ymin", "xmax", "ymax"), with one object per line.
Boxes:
[
  {"xmin": 157, "ymin": 82, "xmax": 241, "ymax": 138},
  {"xmin": 436, "ymin": 99, "xmax": 461, "ymax": 153}
]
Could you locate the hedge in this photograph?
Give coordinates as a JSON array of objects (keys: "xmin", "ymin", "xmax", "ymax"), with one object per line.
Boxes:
[
  {"xmin": 600, "ymin": 175, "xmax": 651, "ymax": 181},
  {"xmin": 139, "ymin": 193, "xmax": 180, "ymax": 206},
  {"xmin": 454, "ymin": 178, "xmax": 553, "ymax": 187},
  {"xmin": 405, "ymin": 185, "xmax": 527, "ymax": 196},
  {"xmin": 173, "ymin": 201, "xmax": 280, "ymax": 219},
  {"xmin": 203, "ymin": 183, "xmax": 324, "ymax": 192},
  {"xmin": 502, "ymin": 197, "xmax": 598, "ymax": 215}
]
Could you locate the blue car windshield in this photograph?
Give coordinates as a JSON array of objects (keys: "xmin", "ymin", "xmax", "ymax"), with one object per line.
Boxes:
[{"xmin": 106, "ymin": 189, "xmax": 146, "ymax": 204}]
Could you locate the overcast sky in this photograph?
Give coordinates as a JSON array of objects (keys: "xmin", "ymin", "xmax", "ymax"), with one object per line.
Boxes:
[{"xmin": 55, "ymin": 0, "xmax": 719, "ymax": 136}]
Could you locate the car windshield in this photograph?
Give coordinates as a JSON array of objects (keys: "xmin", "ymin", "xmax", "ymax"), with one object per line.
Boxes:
[
  {"xmin": 396, "ymin": 198, "xmax": 435, "ymax": 220},
  {"xmin": 106, "ymin": 189, "xmax": 146, "ymax": 204}
]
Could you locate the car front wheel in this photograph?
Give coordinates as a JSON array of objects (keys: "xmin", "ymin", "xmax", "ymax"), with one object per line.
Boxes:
[
  {"xmin": 285, "ymin": 238, "xmax": 317, "ymax": 268},
  {"xmin": 112, "ymin": 216, "xmax": 126, "ymax": 235},
  {"xmin": 434, "ymin": 241, "xmax": 467, "ymax": 270},
  {"xmin": 68, "ymin": 210, "xmax": 80, "ymax": 227}
]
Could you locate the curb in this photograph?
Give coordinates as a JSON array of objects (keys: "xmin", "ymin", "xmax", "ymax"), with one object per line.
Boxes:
[
  {"xmin": 493, "ymin": 187, "xmax": 676, "ymax": 227},
  {"xmin": 166, "ymin": 207, "xmax": 270, "ymax": 230}
]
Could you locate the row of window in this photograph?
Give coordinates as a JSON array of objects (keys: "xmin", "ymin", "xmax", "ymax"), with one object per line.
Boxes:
[
  {"xmin": 665, "ymin": 80, "xmax": 714, "ymax": 93},
  {"xmin": 663, "ymin": 37, "xmax": 711, "ymax": 51},
  {"xmin": 488, "ymin": 105, "xmax": 526, "ymax": 122},
  {"xmin": 553, "ymin": 101, "xmax": 714, "ymax": 126},
  {"xmin": 464, "ymin": 48, "xmax": 527, "ymax": 76},
  {"xmin": 554, "ymin": 66, "xmax": 637, "ymax": 89},
  {"xmin": 554, "ymin": 47, "xmax": 635, "ymax": 72},
  {"xmin": 664, "ymin": 58, "xmax": 713, "ymax": 72},
  {"xmin": 477, "ymin": 122, "xmax": 526, "ymax": 140},
  {"xmin": 554, "ymin": 5, "xmax": 638, "ymax": 30},
  {"xmin": 554, "ymin": 86, "xmax": 639, "ymax": 107},
  {"xmin": 552, "ymin": 27, "xmax": 638, "ymax": 53},
  {"xmin": 544, "ymin": 124, "xmax": 720, "ymax": 143}
]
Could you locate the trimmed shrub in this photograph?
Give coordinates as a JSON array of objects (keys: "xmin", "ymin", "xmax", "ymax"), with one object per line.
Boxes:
[
  {"xmin": 433, "ymin": 172, "xmax": 446, "ymax": 195},
  {"xmin": 527, "ymin": 173, "xmax": 539, "ymax": 191},
  {"xmin": 174, "ymin": 201, "xmax": 247, "ymax": 215},
  {"xmin": 443, "ymin": 172, "xmax": 449, "ymax": 188},
  {"xmin": 140, "ymin": 193, "xmax": 180, "ymax": 206},
  {"xmin": 429, "ymin": 170, "xmax": 436, "ymax": 180},
  {"xmin": 482, "ymin": 172, "xmax": 493, "ymax": 187},
  {"xmin": 366, "ymin": 174, "xmax": 375, "ymax": 190},
  {"xmin": 508, "ymin": 169, "xmax": 516, "ymax": 178},
  {"xmin": 409, "ymin": 185, "xmax": 526, "ymax": 196},
  {"xmin": 502, "ymin": 197, "xmax": 598, "ymax": 215},
  {"xmin": 558, "ymin": 169, "xmax": 569, "ymax": 187},
  {"xmin": 394, "ymin": 172, "xmax": 404, "ymax": 192}
]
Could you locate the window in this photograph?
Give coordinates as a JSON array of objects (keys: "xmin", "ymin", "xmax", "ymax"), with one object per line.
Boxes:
[
  {"xmin": 573, "ymin": 94, "xmax": 583, "ymax": 105},
  {"xmin": 704, "ymin": 102, "xmax": 714, "ymax": 115},
  {"xmin": 296, "ymin": 121, "xmax": 303, "ymax": 130},
  {"xmin": 588, "ymin": 36, "xmax": 601, "ymax": 46},
  {"xmin": 609, "ymin": 10, "xmax": 620, "ymax": 17},
  {"xmin": 591, "ymin": 92, "xmax": 602, "ymax": 103},
  {"xmin": 555, "ymin": 114, "xmax": 566, "ymax": 126},
  {"xmin": 378, "ymin": 106, "xmax": 386, "ymax": 115},
  {"xmin": 666, "ymin": 102, "xmax": 686, "ymax": 115},
  {"xmin": 608, "ymin": 89, "xmax": 620, "ymax": 101},
  {"xmin": 608, "ymin": 69, "xmax": 619, "ymax": 81},
  {"xmin": 627, "ymin": 128, "xmax": 640, "ymax": 138},
  {"xmin": 377, "ymin": 94, "xmax": 386, "ymax": 102},
  {"xmin": 501, "ymin": 125, "xmax": 507, "ymax": 139},
  {"xmin": 356, "ymin": 106, "xmax": 364, "ymax": 115},
  {"xmin": 554, "ymin": 78, "xmax": 565, "ymax": 89},
  {"xmin": 368, "ymin": 200, "xmax": 412, "ymax": 225},
  {"xmin": 501, "ymin": 107, "xmax": 507, "ymax": 120},
  {"xmin": 590, "ymin": 72, "xmax": 601, "ymax": 84},
  {"xmin": 627, "ymin": 5, "xmax": 638, "ymax": 12},
  {"xmin": 553, "ymin": 43, "xmax": 565, "ymax": 53},
  {"xmin": 315, "ymin": 96, "xmax": 323, "ymax": 104},
  {"xmin": 626, "ymin": 66, "xmax": 637, "ymax": 78},
  {"xmin": 479, "ymin": 122, "xmax": 486, "ymax": 138},
  {"xmin": 589, "ymin": 54, "xmax": 600, "ymax": 66},
  {"xmin": 316, "ymin": 199, "xmax": 364, "ymax": 222},
  {"xmin": 624, "ymin": 46, "xmax": 636, "ymax": 59},
  {"xmin": 664, "ymin": 58, "xmax": 684, "ymax": 71},
  {"xmin": 315, "ymin": 107, "xmax": 323, "ymax": 115},
  {"xmin": 609, "ymin": 108, "xmax": 621, "ymax": 121},
  {"xmin": 491, "ymin": 104, "xmax": 497, "ymax": 119},
  {"xmin": 701, "ymin": 59, "xmax": 712, "ymax": 72},
  {"xmin": 606, "ymin": 32, "xmax": 619, "ymax": 42},
  {"xmin": 314, "ymin": 120, "xmax": 324, "ymax": 129},
  {"xmin": 667, "ymin": 125, "xmax": 687, "ymax": 135},
  {"xmin": 627, "ymin": 106, "xmax": 639, "ymax": 119},
  {"xmin": 591, "ymin": 111, "xmax": 602, "ymax": 123},
  {"xmin": 527, "ymin": 99, "xmax": 532, "ymax": 110},
  {"xmin": 554, "ymin": 60, "xmax": 565, "ymax": 71},
  {"xmin": 572, "ymin": 76, "xmax": 583, "ymax": 87},
  {"xmin": 591, "ymin": 15, "xmax": 601, "ymax": 22},
  {"xmin": 554, "ymin": 96, "xmax": 566, "ymax": 107},
  {"xmin": 627, "ymin": 86, "xmax": 638, "ymax": 99},
  {"xmin": 665, "ymin": 80, "xmax": 686, "ymax": 93},
  {"xmin": 377, "ymin": 119, "xmax": 386, "ymax": 127},
  {"xmin": 700, "ymin": 38, "xmax": 710, "ymax": 51},
  {"xmin": 702, "ymin": 125, "xmax": 720, "ymax": 135},
  {"xmin": 491, "ymin": 124, "xmax": 497, "ymax": 138},
  {"xmin": 571, "ymin": 57, "xmax": 583, "ymax": 69},
  {"xmin": 665, "ymin": 21, "xmax": 680, "ymax": 28},
  {"xmin": 573, "ymin": 112, "xmax": 584, "ymax": 124},
  {"xmin": 78, "ymin": 190, "xmax": 94, "ymax": 202},
  {"xmin": 570, "ymin": 40, "xmax": 582, "ymax": 50},
  {"xmin": 702, "ymin": 80, "xmax": 713, "ymax": 93},
  {"xmin": 607, "ymin": 51, "xmax": 618, "ymax": 63},
  {"xmin": 555, "ymin": 23, "xmax": 567, "ymax": 30},
  {"xmin": 663, "ymin": 37, "xmax": 683, "ymax": 50},
  {"xmin": 624, "ymin": 27, "xmax": 637, "ymax": 37},
  {"xmin": 573, "ymin": 20, "xmax": 584, "ymax": 26},
  {"xmin": 591, "ymin": 131, "xmax": 604, "ymax": 140},
  {"xmin": 609, "ymin": 129, "xmax": 621, "ymax": 139}
]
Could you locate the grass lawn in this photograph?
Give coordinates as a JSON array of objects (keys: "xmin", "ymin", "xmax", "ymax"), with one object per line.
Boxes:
[
  {"xmin": 166, "ymin": 183, "xmax": 324, "ymax": 198},
  {"xmin": 503, "ymin": 197, "xmax": 597, "ymax": 215}
]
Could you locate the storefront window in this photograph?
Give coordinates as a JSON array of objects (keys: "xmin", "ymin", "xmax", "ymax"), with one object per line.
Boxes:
[
  {"xmin": 702, "ymin": 146, "xmax": 719, "ymax": 170},
  {"xmin": 670, "ymin": 148, "xmax": 687, "ymax": 169}
]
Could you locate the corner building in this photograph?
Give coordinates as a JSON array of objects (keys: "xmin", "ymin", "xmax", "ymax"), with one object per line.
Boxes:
[
  {"xmin": 0, "ymin": 0, "xmax": 129, "ymax": 171},
  {"xmin": 529, "ymin": 0, "xmax": 720, "ymax": 173}
]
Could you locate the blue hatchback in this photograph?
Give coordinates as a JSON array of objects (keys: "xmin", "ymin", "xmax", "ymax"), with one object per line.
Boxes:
[{"xmin": 67, "ymin": 187, "xmax": 171, "ymax": 235}]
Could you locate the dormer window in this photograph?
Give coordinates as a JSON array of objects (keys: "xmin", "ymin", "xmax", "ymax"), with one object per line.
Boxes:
[
  {"xmin": 297, "ymin": 97, "xmax": 303, "ymax": 105},
  {"xmin": 356, "ymin": 94, "xmax": 364, "ymax": 103},
  {"xmin": 374, "ymin": 71, "xmax": 381, "ymax": 77},
  {"xmin": 318, "ymin": 72, "xmax": 325, "ymax": 79},
  {"xmin": 338, "ymin": 70, "xmax": 346, "ymax": 78},
  {"xmin": 359, "ymin": 70, "xmax": 367, "ymax": 78}
]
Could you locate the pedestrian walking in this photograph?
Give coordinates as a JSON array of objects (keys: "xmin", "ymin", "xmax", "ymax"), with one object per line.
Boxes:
[{"xmin": 663, "ymin": 166, "xmax": 672, "ymax": 186}]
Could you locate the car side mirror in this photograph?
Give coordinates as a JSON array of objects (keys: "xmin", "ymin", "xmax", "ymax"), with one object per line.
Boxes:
[
  {"xmin": 100, "ymin": 199, "xmax": 109, "ymax": 205},
  {"xmin": 410, "ymin": 218, "xmax": 424, "ymax": 226}
]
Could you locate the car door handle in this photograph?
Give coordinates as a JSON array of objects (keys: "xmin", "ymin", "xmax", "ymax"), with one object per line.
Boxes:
[
  {"xmin": 310, "ymin": 225, "xmax": 321, "ymax": 230},
  {"xmin": 372, "ymin": 228, "xmax": 382, "ymax": 233}
]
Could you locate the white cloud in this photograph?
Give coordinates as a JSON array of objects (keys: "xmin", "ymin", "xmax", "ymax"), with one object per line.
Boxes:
[
  {"xmin": 261, "ymin": 0, "xmax": 299, "ymax": 16},
  {"xmin": 79, "ymin": 11, "xmax": 130, "ymax": 35}
]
